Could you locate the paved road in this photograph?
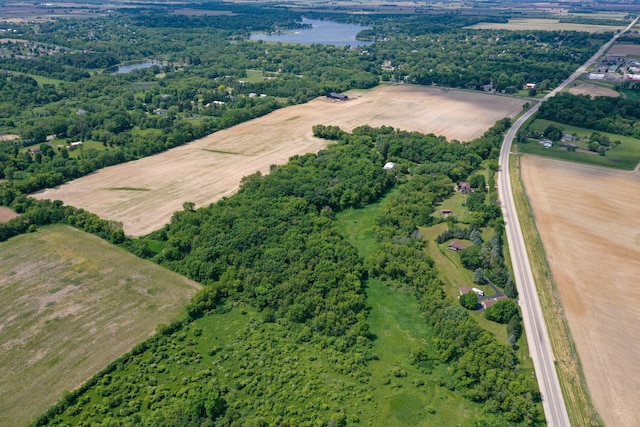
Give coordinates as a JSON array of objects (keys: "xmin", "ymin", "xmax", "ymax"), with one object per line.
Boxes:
[{"xmin": 497, "ymin": 17, "xmax": 638, "ymax": 427}]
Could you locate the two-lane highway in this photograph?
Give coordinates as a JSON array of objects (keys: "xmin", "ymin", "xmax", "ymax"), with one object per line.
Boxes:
[{"xmin": 497, "ymin": 16, "xmax": 638, "ymax": 427}]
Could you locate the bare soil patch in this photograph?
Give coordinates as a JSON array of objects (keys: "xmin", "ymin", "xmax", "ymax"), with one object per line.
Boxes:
[
  {"xmin": 34, "ymin": 85, "xmax": 524, "ymax": 236},
  {"xmin": 521, "ymin": 156, "xmax": 640, "ymax": 427},
  {"xmin": 0, "ymin": 225, "xmax": 200, "ymax": 426},
  {"xmin": 567, "ymin": 82, "xmax": 619, "ymax": 98},
  {"xmin": 0, "ymin": 133, "xmax": 20, "ymax": 141},
  {"xmin": 467, "ymin": 19, "xmax": 625, "ymax": 33},
  {"xmin": 607, "ymin": 43, "xmax": 640, "ymax": 57},
  {"xmin": 0, "ymin": 206, "xmax": 18, "ymax": 222}
]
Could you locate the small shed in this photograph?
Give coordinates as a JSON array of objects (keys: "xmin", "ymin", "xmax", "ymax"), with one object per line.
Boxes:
[
  {"xmin": 539, "ymin": 139, "xmax": 553, "ymax": 148},
  {"xmin": 441, "ymin": 209, "xmax": 453, "ymax": 217},
  {"xmin": 69, "ymin": 141, "xmax": 83, "ymax": 150}
]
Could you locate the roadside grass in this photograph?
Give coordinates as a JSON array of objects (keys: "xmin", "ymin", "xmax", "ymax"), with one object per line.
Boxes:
[
  {"xmin": 510, "ymin": 152, "xmax": 602, "ymax": 426},
  {"xmin": 0, "ymin": 225, "xmax": 200, "ymax": 426},
  {"xmin": 522, "ymin": 118, "xmax": 640, "ymax": 170}
]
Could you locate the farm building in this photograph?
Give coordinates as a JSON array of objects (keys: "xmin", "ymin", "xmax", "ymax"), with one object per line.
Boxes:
[
  {"xmin": 383, "ymin": 162, "xmax": 396, "ymax": 170},
  {"xmin": 525, "ymin": 83, "xmax": 536, "ymax": 89},
  {"xmin": 459, "ymin": 182, "xmax": 472, "ymax": 194},
  {"xmin": 447, "ymin": 241, "xmax": 466, "ymax": 251},
  {"xmin": 31, "ymin": 147, "xmax": 41, "ymax": 154},
  {"xmin": 539, "ymin": 139, "xmax": 553, "ymax": 148},
  {"xmin": 68, "ymin": 141, "xmax": 83, "ymax": 150},
  {"xmin": 327, "ymin": 92, "xmax": 348, "ymax": 101},
  {"xmin": 561, "ymin": 134, "xmax": 577, "ymax": 142},
  {"xmin": 441, "ymin": 209, "xmax": 453, "ymax": 217}
]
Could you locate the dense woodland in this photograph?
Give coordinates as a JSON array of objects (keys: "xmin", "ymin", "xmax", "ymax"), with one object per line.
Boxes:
[
  {"xmin": 536, "ymin": 92, "xmax": 640, "ymax": 138},
  {"xmin": 27, "ymin": 120, "xmax": 542, "ymax": 426}
]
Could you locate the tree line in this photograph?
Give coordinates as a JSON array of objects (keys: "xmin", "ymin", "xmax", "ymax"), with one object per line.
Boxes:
[{"xmin": 537, "ymin": 92, "xmax": 640, "ymax": 138}]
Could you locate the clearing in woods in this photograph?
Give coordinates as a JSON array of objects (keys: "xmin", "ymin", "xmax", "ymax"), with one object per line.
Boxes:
[
  {"xmin": 0, "ymin": 225, "xmax": 200, "ymax": 426},
  {"xmin": 33, "ymin": 85, "xmax": 525, "ymax": 236},
  {"xmin": 520, "ymin": 156, "xmax": 640, "ymax": 427}
]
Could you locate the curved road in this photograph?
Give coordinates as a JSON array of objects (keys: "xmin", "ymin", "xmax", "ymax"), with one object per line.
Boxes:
[{"xmin": 497, "ymin": 17, "xmax": 638, "ymax": 427}]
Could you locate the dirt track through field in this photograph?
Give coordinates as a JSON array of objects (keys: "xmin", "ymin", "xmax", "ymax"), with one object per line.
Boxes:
[
  {"xmin": 521, "ymin": 156, "xmax": 640, "ymax": 427},
  {"xmin": 34, "ymin": 85, "xmax": 524, "ymax": 236}
]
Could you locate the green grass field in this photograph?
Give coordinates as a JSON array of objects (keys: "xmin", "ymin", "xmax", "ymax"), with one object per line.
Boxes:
[
  {"xmin": 245, "ymin": 69, "xmax": 265, "ymax": 83},
  {"xmin": 337, "ymin": 199, "xmax": 495, "ymax": 426},
  {"xmin": 5, "ymin": 71, "xmax": 64, "ymax": 87},
  {"xmin": 521, "ymin": 118, "xmax": 640, "ymax": 170},
  {"xmin": 0, "ymin": 225, "xmax": 200, "ymax": 426},
  {"xmin": 431, "ymin": 192, "xmax": 472, "ymax": 223}
]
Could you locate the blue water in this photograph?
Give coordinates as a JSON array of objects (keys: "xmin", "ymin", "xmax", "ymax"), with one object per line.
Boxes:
[
  {"xmin": 114, "ymin": 61, "xmax": 166, "ymax": 74},
  {"xmin": 251, "ymin": 18, "xmax": 372, "ymax": 47}
]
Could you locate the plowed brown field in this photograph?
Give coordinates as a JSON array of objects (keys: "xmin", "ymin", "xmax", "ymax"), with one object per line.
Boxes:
[
  {"xmin": 34, "ymin": 85, "xmax": 525, "ymax": 236},
  {"xmin": 521, "ymin": 156, "xmax": 640, "ymax": 427}
]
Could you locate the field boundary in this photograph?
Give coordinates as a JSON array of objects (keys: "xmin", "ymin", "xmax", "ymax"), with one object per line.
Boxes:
[{"xmin": 509, "ymin": 152, "xmax": 602, "ymax": 427}]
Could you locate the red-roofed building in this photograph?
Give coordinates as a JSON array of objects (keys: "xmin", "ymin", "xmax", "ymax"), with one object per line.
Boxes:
[
  {"xmin": 481, "ymin": 295, "xmax": 508, "ymax": 309},
  {"xmin": 447, "ymin": 241, "xmax": 466, "ymax": 251},
  {"xmin": 459, "ymin": 182, "xmax": 472, "ymax": 194}
]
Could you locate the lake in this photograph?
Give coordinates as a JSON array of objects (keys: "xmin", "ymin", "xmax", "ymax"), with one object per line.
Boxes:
[
  {"xmin": 250, "ymin": 18, "xmax": 372, "ymax": 47},
  {"xmin": 114, "ymin": 61, "xmax": 166, "ymax": 74}
]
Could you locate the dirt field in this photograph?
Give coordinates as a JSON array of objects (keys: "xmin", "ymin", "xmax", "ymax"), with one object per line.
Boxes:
[
  {"xmin": 0, "ymin": 206, "xmax": 18, "ymax": 222},
  {"xmin": 567, "ymin": 82, "xmax": 619, "ymax": 98},
  {"xmin": 521, "ymin": 156, "xmax": 640, "ymax": 427},
  {"xmin": 0, "ymin": 134, "xmax": 20, "ymax": 141},
  {"xmin": 467, "ymin": 19, "xmax": 626, "ymax": 33},
  {"xmin": 34, "ymin": 85, "xmax": 525, "ymax": 236},
  {"xmin": 0, "ymin": 225, "xmax": 200, "ymax": 426},
  {"xmin": 607, "ymin": 43, "xmax": 640, "ymax": 56}
]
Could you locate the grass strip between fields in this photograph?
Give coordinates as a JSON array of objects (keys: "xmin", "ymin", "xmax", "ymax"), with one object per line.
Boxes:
[{"xmin": 509, "ymin": 152, "xmax": 602, "ymax": 427}]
